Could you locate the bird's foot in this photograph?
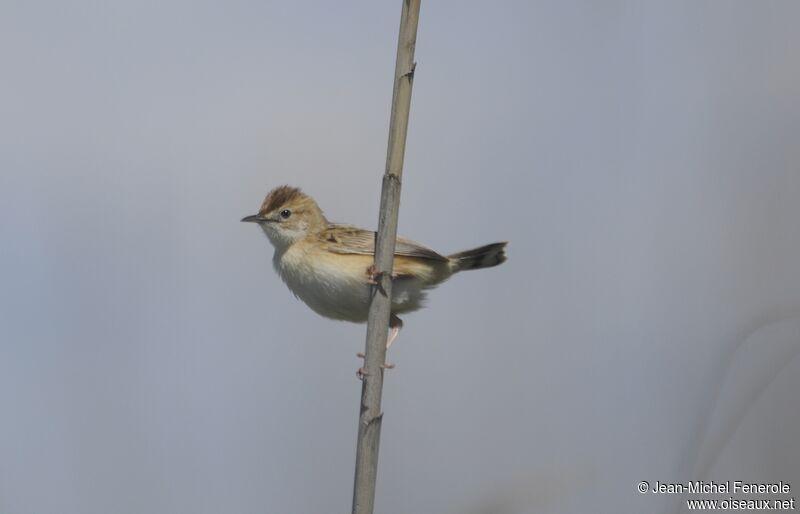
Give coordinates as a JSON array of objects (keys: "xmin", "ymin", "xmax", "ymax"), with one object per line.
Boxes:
[
  {"xmin": 356, "ymin": 352, "xmax": 395, "ymax": 379},
  {"xmin": 366, "ymin": 264, "xmax": 382, "ymax": 285}
]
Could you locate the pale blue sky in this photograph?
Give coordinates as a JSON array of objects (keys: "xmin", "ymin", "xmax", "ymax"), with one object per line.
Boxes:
[{"xmin": 2, "ymin": 2, "xmax": 799, "ymax": 513}]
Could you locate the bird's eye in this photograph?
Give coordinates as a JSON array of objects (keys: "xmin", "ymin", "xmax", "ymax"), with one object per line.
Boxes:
[{"xmin": 280, "ymin": 209, "xmax": 291, "ymax": 219}]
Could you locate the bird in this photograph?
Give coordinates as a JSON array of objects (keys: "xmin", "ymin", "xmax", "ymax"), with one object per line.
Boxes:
[{"xmin": 241, "ymin": 185, "xmax": 507, "ymax": 357}]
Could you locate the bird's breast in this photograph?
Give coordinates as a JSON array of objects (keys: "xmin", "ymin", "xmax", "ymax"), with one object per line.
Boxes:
[{"xmin": 274, "ymin": 244, "xmax": 374, "ymax": 322}]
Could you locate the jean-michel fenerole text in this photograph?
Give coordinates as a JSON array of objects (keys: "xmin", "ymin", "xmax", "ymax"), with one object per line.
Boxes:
[{"xmin": 651, "ymin": 481, "xmax": 790, "ymax": 494}]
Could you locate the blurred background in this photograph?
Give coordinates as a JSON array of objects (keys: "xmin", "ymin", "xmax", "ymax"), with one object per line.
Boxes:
[{"xmin": 1, "ymin": 1, "xmax": 799, "ymax": 513}]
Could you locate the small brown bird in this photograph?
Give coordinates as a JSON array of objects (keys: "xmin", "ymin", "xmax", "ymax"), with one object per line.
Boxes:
[{"xmin": 242, "ymin": 185, "xmax": 507, "ymax": 349}]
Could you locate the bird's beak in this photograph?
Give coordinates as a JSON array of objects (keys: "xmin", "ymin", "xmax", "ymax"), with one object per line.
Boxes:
[{"xmin": 241, "ymin": 214, "xmax": 269, "ymax": 223}]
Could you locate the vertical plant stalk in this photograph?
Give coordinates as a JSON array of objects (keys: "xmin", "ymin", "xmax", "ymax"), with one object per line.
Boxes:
[{"xmin": 351, "ymin": 1, "xmax": 421, "ymax": 514}]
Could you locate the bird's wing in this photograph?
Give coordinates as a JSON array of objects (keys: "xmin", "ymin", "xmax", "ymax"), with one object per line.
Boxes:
[{"xmin": 318, "ymin": 224, "xmax": 449, "ymax": 262}]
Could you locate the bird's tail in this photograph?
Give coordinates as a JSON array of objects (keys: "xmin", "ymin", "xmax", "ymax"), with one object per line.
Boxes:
[{"xmin": 448, "ymin": 242, "xmax": 507, "ymax": 272}]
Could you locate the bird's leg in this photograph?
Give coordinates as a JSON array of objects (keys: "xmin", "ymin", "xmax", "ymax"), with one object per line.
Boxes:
[
  {"xmin": 381, "ymin": 314, "xmax": 403, "ymax": 370},
  {"xmin": 387, "ymin": 314, "xmax": 403, "ymax": 350},
  {"xmin": 355, "ymin": 314, "xmax": 403, "ymax": 378}
]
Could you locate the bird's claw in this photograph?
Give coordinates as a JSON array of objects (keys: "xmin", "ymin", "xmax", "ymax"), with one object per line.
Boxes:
[
  {"xmin": 366, "ymin": 264, "xmax": 382, "ymax": 285},
  {"xmin": 356, "ymin": 353, "xmax": 395, "ymax": 380}
]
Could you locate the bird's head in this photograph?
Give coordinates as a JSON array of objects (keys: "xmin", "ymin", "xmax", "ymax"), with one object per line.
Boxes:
[{"xmin": 241, "ymin": 185, "xmax": 327, "ymax": 249}]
